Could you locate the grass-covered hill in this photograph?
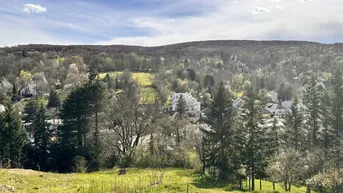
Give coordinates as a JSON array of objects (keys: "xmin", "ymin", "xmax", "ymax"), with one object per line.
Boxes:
[{"xmin": 0, "ymin": 168, "xmax": 318, "ymax": 193}]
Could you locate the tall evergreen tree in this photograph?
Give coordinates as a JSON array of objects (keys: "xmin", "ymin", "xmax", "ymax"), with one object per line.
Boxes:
[
  {"xmin": 47, "ymin": 89, "xmax": 61, "ymax": 109},
  {"xmin": 303, "ymin": 73, "xmax": 322, "ymax": 148},
  {"xmin": 284, "ymin": 96, "xmax": 304, "ymax": 151},
  {"xmin": 32, "ymin": 105, "xmax": 52, "ymax": 171},
  {"xmin": 176, "ymin": 94, "xmax": 187, "ymax": 115},
  {"xmin": 202, "ymin": 81, "xmax": 236, "ymax": 181},
  {"xmin": 240, "ymin": 86, "xmax": 266, "ymax": 191},
  {"xmin": 329, "ymin": 69, "xmax": 343, "ymax": 166},
  {"xmin": 330, "ymin": 69, "xmax": 343, "ymax": 142},
  {"xmin": 0, "ymin": 103, "xmax": 26, "ymax": 167},
  {"xmin": 57, "ymin": 62, "xmax": 105, "ymax": 172},
  {"xmin": 58, "ymin": 85, "xmax": 91, "ymax": 172}
]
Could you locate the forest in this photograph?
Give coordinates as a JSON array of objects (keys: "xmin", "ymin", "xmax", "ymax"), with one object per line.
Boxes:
[{"xmin": 0, "ymin": 40, "xmax": 343, "ymax": 193}]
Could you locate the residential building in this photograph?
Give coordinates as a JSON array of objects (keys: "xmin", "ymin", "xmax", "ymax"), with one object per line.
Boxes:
[
  {"xmin": 170, "ymin": 92, "xmax": 201, "ymax": 113},
  {"xmin": 20, "ymin": 83, "xmax": 37, "ymax": 97}
]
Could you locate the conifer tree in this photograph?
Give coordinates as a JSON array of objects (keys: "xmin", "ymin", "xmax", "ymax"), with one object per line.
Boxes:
[
  {"xmin": 202, "ymin": 81, "xmax": 236, "ymax": 181},
  {"xmin": 284, "ymin": 96, "xmax": 304, "ymax": 151},
  {"xmin": 0, "ymin": 103, "xmax": 26, "ymax": 167},
  {"xmin": 240, "ymin": 86, "xmax": 266, "ymax": 191},
  {"xmin": 176, "ymin": 94, "xmax": 187, "ymax": 114},
  {"xmin": 304, "ymin": 73, "xmax": 322, "ymax": 148},
  {"xmin": 32, "ymin": 105, "xmax": 52, "ymax": 171},
  {"xmin": 329, "ymin": 69, "xmax": 343, "ymax": 166},
  {"xmin": 47, "ymin": 89, "xmax": 61, "ymax": 109}
]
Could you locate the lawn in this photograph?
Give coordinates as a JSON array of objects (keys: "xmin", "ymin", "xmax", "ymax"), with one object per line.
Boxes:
[
  {"xmin": 0, "ymin": 168, "xmax": 320, "ymax": 193},
  {"xmin": 98, "ymin": 72, "xmax": 154, "ymax": 87},
  {"xmin": 99, "ymin": 71, "xmax": 157, "ymax": 104}
]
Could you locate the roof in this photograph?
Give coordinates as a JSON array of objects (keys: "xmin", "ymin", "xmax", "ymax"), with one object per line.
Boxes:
[{"xmin": 0, "ymin": 104, "xmax": 5, "ymax": 113}]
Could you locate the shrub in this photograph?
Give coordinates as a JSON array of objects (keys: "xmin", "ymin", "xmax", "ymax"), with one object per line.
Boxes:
[{"xmin": 72, "ymin": 156, "xmax": 87, "ymax": 173}]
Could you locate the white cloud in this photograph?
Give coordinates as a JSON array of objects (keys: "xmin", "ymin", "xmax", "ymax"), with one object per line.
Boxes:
[
  {"xmin": 298, "ymin": 0, "xmax": 312, "ymax": 2},
  {"xmin": 22, "ymin": 4, "xmax": 47, "ymax": 14},
  {"xmin": 97, "ymin": 0, "xmax": 343, "ymax": 46},
  {"xmin": 252, "ymin": 7, "xmax": 271, "ymax": 14},
  {"xmin": 276, "ymin": 5, "xmax": 284, "ymax": 9},
  {"xmin": 233, "ymin": 1, "xmax": 238, "ymax": 4},
  {"xmin": 1, "ymin": 0, "xmax": 343, "ymax": 47}
]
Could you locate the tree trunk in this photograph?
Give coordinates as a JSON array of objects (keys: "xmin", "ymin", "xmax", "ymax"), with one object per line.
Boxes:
[
  {"xmin": 260, "ymin": 178, "xmax": 262, "ymax": 190},
  {"xmin": 251, "ymin": 163, "xmax": 255, "ymax": 191},
  {"xmin": 246, "ymin": 176, "xmax": 248, "ymax": 189},
  {"xmin": 273, "ymin": 182, "xmax": 275, "ymax": 190},
  {"xmin": 94, "ymin": 99, "xmax": 99, "ymax": 147},
  {"xmin": 288, "ymin": 182, "xmax": 291, "ymax": 192},
  {"xmin": 284, "ymin": 181, "xmax": 288, "ymax": 191},
  {"xmin": 306, "ymin": 185, "xmax": 311, "ymax": 193}
]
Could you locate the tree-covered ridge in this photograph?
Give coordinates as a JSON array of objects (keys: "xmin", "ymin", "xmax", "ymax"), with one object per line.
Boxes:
[{"xmin": 0, "ymin": 40, "xmax": 343, "ymax": 193}]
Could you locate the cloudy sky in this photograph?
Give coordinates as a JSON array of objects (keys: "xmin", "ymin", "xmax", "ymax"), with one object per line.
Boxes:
[{"xmin": 0, "ymin": 0, "xmax": 342, "ymax": 46}]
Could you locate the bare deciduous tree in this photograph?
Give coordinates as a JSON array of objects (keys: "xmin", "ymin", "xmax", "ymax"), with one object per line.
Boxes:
[{"xmin": 106, "ymin": 80, "xmax": 159, "ymax": 169}]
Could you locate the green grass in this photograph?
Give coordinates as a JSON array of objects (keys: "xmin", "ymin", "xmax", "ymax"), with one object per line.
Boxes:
[
  {"xmin": 99, "ymin": 71, "xmax": 157, "ymax": 104},
  {"xmin": 98, "ymin": 72, "xmax": 154, "ymax": 87},
  {"xmin": 0, "ymin": 168, "xmax": 320, "ymax": 193}
]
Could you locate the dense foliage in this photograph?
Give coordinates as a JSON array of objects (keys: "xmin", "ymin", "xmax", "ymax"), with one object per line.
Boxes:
[{"xmin": 0, "ymin": 40, "xmax": 343, "ymax": 192}]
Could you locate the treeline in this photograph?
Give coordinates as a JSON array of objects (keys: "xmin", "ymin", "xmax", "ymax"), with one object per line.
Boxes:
[
  {"xmin": 199, "ymin": 69, "xmax": 343, "ymax": 192},
  {"xmin": 0, "ymin": 65, "xmax": 342, "ymax": 193}
]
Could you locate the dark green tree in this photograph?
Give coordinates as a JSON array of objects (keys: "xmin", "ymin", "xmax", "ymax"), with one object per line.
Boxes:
[
  {"xmin": 57, "ymin": 63, "xmax": 105, "ymax": 172},
  {"xmin": 32, "ymin": 105, "xmax": 52, "ymax": 171},
  {"xmin": 330, "ymin": 69, "xmax": 343, "ymax": 142},
  {"xmin": 240, "ymin": 86, "xmax": 266, "ymax": 191},
  {"xmin": 303, "ymin": 73, "xmax": 322, "ymax": 148},
  {"xmin": 203, "ymin": 81, "xmax": 236, "ymax": 181},
  {"xmin": 176, "ymin": 94, "xmax": 187, "ymax": 115},
  {"xmin": 0, "ymin": 103, "xmax": 27, "ymax": 167},
  {"xmin": 329, "ymin": 69, "xmax": 343, "ymax": 166},
  {"xmin": 47, "ymin": 89, "xmax": 61, "ymax": 109},
  {"xmin": 284, "ymin": 96, "xmax": 304, "ymax": 151}
]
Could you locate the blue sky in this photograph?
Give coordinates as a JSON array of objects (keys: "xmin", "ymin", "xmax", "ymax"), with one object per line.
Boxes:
[{"xmin": 1, "ymin": 0, "xmax": 342, "ymax": 46}]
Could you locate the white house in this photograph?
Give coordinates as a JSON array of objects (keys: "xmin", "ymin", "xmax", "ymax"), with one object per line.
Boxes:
[
  {"xmin": 233, "ymin": 98, "xmax": 245, "ymax": 108},
  {"xmin": 264, "ymin": 103, "xmax": 287, "ymax": 116},
  {"xmin": 170, "ymin": 92, "xmax": 201, "ymax": 113},
  {"xmin": 20, "ymin": 83, "xmax": 37, "ymax": 97},
  {"xmin": 0, "ymin": 104, "xmax": 5, "ymax": 113}
]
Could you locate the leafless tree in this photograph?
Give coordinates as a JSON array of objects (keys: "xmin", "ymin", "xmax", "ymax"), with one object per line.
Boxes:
[{"xmin": 105, "ymin": 80, "xmax": 159, "ymax": 169}]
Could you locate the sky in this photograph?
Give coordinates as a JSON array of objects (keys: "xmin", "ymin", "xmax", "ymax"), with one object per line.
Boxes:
[{"xmin": 0, "ymin": 0, "xmax": 342, "ymax": 46}]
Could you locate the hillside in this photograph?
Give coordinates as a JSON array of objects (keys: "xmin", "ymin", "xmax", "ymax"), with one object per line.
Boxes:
[{"xmin": 0, "ymin": 168, "xmax": 317, "ymax": 193}]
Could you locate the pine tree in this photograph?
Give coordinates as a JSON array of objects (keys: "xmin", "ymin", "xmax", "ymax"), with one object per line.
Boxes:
[
  {"xmin": 58, "ymin": 85, "xmax": 90, "ymax": 172},
  {"xmin": 0, "ymin": 103, "xmax": 26, "ymax": 167},
  {"xmin": 202, "ymin": 81, "xmax": 236, "ymax": 181},
  {"xmin": 47, "ymin": 89, "xmax": 61, "ymax": 109},
  {"xmin": 329, "ymin": 69, "xmax": 343, "ymax": 165},
  {"xmin": 240, "ymin": 86, "xmax": 266, "ymax": 191},
  {"xmin": 58, "ymin": 64, "xmax": 105, "ymax": 172},
  {"xmin": 303, "ymin": 73, "xmax": 322, "ymax": 148},
  {"xmin": 284, "ymin": 96, "xmax": 304, "ymax": 151},
  {"xmin": 32, "ymin": 105, "xmax": 52, "ymax": 171},
  {"xmin": 330, "ymin": 69, "xmax": 343, "ymax": 141},
  {"xmin": 268, "ymin": 117, "xmax": 279, "ymax": 155},
  {"xmin": 176, "ymin": 94, "xmax": 187, "ymax": 114}
]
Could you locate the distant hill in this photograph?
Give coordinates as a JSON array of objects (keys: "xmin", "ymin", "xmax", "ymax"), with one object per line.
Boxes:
[{"xmin": 0, "ymin": 40, "xmax": 328, "ymax": 57}]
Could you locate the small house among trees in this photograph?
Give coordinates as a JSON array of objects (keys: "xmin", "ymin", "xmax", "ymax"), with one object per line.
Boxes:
[{"xmin": 170, "ymin": 92, "xmax": 201, "ymax": 114}]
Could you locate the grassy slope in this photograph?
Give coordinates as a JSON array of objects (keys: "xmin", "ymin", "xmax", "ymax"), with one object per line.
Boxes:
[
  {"xmin": 0, "ymin": 168, "xmax": 319, "ymax": 193},
  {"xmin": 99, "ymin": 72, "xmax": 156, "ymax": 103}
]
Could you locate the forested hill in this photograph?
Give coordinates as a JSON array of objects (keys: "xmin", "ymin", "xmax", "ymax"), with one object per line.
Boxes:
[{"xmin": 0, "ymin": 40, "xmax": 330, "ymax": 57}]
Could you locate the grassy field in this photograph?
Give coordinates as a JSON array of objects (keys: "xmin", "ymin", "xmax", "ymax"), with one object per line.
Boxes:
[
  {"xmin": 99, "ymin": 72, "xmax": 157, "ymax": 103},
  {"xmin": 0, "ymin": 168, "xmax": 319, "ymax": 193}
]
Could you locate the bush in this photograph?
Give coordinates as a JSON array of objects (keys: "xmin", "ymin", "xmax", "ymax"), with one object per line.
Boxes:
[
  {"xmin": 103, "ymin": 153, "xmax": 118, "ymax": 169},
  {"xmin": 72, "ymin": 156, "xmax": 87, "ymax": 173}
]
